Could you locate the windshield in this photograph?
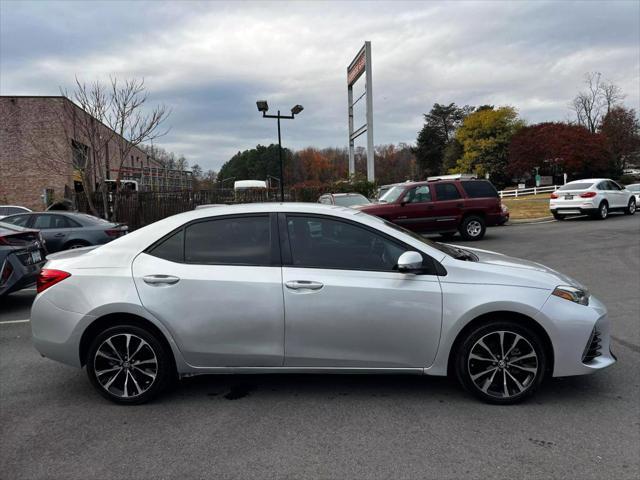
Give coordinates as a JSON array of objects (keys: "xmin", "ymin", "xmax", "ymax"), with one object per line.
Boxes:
[
  {"xmin": 334, "ymin": 194, "xmax": 371, "ymax": 207},
  {"xmin": 559, "ymin": 182, "xmax": 593, "ymax": 191},
  {"xmin": 379, "ymin": 185, "xmax": 406, "ymax": 203}
]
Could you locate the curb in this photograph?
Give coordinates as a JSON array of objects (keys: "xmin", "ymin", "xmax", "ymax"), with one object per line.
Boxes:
[{"xmin": 507, "ymin": 216, "xmax": 555, "ymax": 225}]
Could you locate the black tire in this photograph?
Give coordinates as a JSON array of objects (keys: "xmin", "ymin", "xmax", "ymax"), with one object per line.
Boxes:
[
  {"xmin": 86, "ymin": 324, "xmax": 173, "ymax": 405},
  {"xmin": 454, "ymin": 320, "xmax": 547, "ymax": 405},
  {"xmin": 439, "ymin": 232, "xmax": 457, "ymax": 240},
  {"xmin": 64, "ymin": 240, "xmax": 90, "ymax": 250},
  {"xmin": 458, "ymin": 215, "xmax": 486, "ymax": 241},
  {"xmin": 592, "ymin": 201, "xmax": 608, "ymax": 220},
  {"xmin": 625, "ymin": 198, "xmax": 636, "ymax": 215},
  {"xmin": 552, "ymin": 212, "xmax": 565, "ymax": 220}
]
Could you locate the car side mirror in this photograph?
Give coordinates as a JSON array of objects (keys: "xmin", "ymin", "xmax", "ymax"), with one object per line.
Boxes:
[{"xmin": 397, "ymin": 251, "xmax": 423, "ymax": 273}]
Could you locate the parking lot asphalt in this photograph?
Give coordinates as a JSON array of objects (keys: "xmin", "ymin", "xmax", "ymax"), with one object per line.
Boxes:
[{"xmin": 1, "ymin": 213, "xmax": 639, "ymax": 480}]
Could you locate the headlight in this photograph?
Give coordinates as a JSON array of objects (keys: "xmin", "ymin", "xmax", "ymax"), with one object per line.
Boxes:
[{"xmin": 552, "ymin": 285, "xmax": 590, "ymax": 305}]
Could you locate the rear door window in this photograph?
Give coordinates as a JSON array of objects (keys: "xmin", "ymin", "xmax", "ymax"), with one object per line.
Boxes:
[
  {"xmin": 148, "ymin": 230, "xmax": 185, "ymax": 263},
  {"xmin": 460, "ymin": 181, "xmax": 498, "ymax": 198},
  {"xmin": 184, "ymin": 215, "xmax": 272, "ymax": 266},
  {"xmin": 434, "ymin": 183, "xmax": 462, "ymax": 201}
]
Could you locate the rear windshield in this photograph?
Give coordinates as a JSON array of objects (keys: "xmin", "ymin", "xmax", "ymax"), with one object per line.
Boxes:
[
  {"xmin": 559, "ymin": 183, "xmax": 593, "ymax": 191},
  {"xmin": 334, "ymin": 195, "xmax": 370, "ymax": 207},
  {"xmin": 460, "ymin": 181, "xmax": 498, "ymax": 198}
]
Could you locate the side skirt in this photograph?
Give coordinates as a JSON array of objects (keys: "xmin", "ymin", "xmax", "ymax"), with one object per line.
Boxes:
[{"xmin": 179, "ymin": 367, "xmax": 426, "ymax": 377}]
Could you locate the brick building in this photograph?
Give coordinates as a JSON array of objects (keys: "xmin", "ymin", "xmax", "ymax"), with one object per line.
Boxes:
[{"xmin": 0, "ymin": 96, "xmax": 192, "ymax": 211}]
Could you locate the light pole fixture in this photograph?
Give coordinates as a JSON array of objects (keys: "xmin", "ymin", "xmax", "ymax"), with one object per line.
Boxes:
[{"xmin": 256, "ymin": 100, "xmax": 303, "ymax": 202}]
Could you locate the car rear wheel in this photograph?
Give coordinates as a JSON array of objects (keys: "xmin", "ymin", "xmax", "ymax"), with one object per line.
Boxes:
[
  {"xmin": 86, "ymin": 324, "xmax": 172, "ymax": 405},
  {"xmin": 455, "ymin": 321, "xmax": 547, "ymax": 404},
  {"xmin": 625, "ymin": 198, "xmax": 636, "ymax": 215},
  {"xmin": 459, "ymin": 215, "xmax": 486, "ymax": 241},
  {"xmin": 552, "ymin": 212, "xmax": 565, "ymax": 220},
  {"xmin": 592, "ymin": 201, "xmax": 608, "ymax": 220}
]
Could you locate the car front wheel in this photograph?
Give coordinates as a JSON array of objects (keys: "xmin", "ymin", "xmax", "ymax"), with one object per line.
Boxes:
[
  {"xmin": 459, "ymin": 215, "xmax": 486, "ymax": 241},
  {"xmin": 625, "ymin": 198, "xmax": 636, "ymax": 215},
  {"xmin": 86, "ymin": 324, "xmax": 173, "ymax": 405},
  {"xmin": 455, "ymin": 321, "xmax": 547, "ymax": 404}
]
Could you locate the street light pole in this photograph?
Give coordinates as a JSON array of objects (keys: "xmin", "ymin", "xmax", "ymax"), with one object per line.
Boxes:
[
  {"xmin": 277, "ymin": 111, "xmax": 283, "ymax": 202},
  {"xmin": 257, "ymin": 101, "xmax": 303, "ymax": 203}
]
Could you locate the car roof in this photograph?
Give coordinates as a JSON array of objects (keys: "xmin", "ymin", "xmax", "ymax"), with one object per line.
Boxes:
[
  {"xmin": 330, "ymin": 193, "xmax": 365, "ymax": 197},
  {"xmin": 566, "ymin": 178, "xmax": 607, "ymax": 183},
  {"xmin": 0, "ymin": 205, "xmax": 31, "ymax": 209}
]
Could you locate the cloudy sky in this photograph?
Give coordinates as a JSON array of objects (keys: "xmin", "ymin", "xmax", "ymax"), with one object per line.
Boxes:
[{"xmin": 1, "ymin": 0, "xmax": 639, "ymax": 171}]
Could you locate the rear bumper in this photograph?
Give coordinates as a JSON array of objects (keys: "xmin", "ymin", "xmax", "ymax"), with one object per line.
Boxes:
[
  {"xmin": 0, "ymin": 253, "xmax": 45, "ymax": 296},
  {"xmin": 487, "ymin": 212, "xmax": 510, "ymax": 226},
  {"xmin": 550, "ymin": 206, "xmax": 598, "ymax": 216}
]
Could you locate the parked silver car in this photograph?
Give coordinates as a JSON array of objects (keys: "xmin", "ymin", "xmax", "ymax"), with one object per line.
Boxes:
[
  {"xmin": 1, "ymin": 211, "xmax": 127, "ymax": 252},
  {"xmin": 31, "ymin": 203, "xmax": 615, "ymax": 405}
]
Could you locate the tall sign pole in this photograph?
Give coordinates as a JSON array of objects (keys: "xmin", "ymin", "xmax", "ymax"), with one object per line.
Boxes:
[{"xmin": 347, "ymin": 41, "xmax": 374, "ymax": 182}]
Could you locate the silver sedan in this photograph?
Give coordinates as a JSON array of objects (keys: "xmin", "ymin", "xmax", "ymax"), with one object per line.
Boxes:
[{"xmin": 31, "ymin": 203, "xmax": 615, "ymax": 405}]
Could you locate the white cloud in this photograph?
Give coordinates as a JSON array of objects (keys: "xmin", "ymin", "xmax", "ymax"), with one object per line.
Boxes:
[{"xmin": 1, "ymin": 0, "xmax": 638, "ymax": 170}]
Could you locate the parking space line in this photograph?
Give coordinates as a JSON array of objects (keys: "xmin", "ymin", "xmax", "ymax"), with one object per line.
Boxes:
[{"xmin": 0, "ymin": 319, "xmax": 31, "ymax": 325}]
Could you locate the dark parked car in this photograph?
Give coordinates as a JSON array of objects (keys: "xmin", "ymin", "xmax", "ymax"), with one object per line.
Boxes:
[
  {"xmin": 358, "ymin": 179, "xmax": 509, "ymax": 240},
  {"xmin": 318, "ymin": 192, "xmax": 372, "ymax": 208},
  {"xmin": 0, "ymin": 222, "xmax": 46, "ymax": 296},
  {"xmin": 0, "ymin": 212, "xmax": 127, "ymax": 253}
]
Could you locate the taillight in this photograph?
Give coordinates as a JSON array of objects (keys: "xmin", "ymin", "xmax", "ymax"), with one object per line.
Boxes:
[
  {"xmin": 580, "ymin": 191, "xmax": 597, "ymax": 198},
  {"xmin": 37, "ymin": 269, "xmax": 71, "ymax": 293},
  {"xmin": 550, "ymin": 192, "xmax": 558, "ymax": 199},
  {"xmin": 104, "ymin": 228, "xmax": 125, "ymax": 238}
]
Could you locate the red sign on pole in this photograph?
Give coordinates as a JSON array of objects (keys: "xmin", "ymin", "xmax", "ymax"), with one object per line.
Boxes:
[{"xmin": 347, "ymin": 46, "xmax": 366, "ymax": 86}]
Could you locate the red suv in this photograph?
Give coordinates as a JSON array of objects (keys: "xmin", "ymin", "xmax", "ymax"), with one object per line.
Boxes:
[{"xmin": 358, "ymin": 179, "xmax": 508, "ymax": 240}]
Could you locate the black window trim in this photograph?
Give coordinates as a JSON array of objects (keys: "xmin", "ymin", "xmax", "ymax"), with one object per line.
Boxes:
[
  {"xmin": 145, "ymin": 212, "xmax": 281, "ymax": 267},
  {"xmin": 279, "ymin": 212, "xmax": 444, "ymax": 276}
]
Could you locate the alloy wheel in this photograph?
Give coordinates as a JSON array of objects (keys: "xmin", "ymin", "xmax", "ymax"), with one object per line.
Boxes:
[
  {"xmin": 467, "ymin": 330, "xmax": 539, "ymax": 399},
  {"xmin": 630, "ymin": 200, "xmax": 636, "ymax": 214},
  {"xmin": 600, "ymin": 204, "xmax": 608, "ymax": 219},
  {"xmin": 466, "ymin": 220, "xmax": 482, "ymax": 238},
  {"xmin": 93, "ymin": 333, "xmax": 158, "ymax": 399}
]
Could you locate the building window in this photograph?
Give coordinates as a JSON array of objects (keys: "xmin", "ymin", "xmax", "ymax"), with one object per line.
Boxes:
[{"xmin": 71, "ymin": 140, "xmax": 89, "ymax": 169}]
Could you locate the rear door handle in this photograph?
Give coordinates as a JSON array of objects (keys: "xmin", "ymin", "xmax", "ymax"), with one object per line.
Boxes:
[
  {"xmin": 54, "ymin": 233, "xmax": 65, "ymax": 237},
  {"xmin": 285, "ymin": 280, "xmax": 324, "ymax": 291},
  {"xmin": 143, "ymin": 275, "xmax": 180, "ymax": 286}
]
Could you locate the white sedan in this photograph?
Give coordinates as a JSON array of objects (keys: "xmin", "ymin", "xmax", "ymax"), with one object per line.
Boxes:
[{"xmin": 549, "ymin": 178, "xmax": 637, "ymax": 220}]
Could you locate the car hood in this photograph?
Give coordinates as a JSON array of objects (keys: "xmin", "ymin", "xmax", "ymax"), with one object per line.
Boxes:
[{"xmin": 442, "ymin": 245, "xmax": 586, "ymax": 291}]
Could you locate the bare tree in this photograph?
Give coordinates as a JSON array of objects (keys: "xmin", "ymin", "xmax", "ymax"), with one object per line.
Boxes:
[
  {"xmin": 571, "ymin": 72, "xmax": 625, "ymax": 133},
  {"xmin": 106, "ymin": 77, "xmax": 170, "ymax": 220}
]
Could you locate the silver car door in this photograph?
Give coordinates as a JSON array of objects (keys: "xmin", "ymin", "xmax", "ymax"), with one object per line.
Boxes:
[
  {"xmin": 132, "ymin": 214, "xmax": 284, "ymax": 367},
  {"xmin": 281, "ymin": 214, "xmax": 442, "ymax": 368}
]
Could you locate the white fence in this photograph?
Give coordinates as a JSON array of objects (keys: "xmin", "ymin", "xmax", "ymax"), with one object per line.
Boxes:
[{"xmin": 498, "ymin": 185, "xmax": 560, "ymax": 198}]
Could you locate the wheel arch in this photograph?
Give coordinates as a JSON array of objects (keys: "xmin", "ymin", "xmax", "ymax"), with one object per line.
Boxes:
[
  {"xmin": 63, "ymin": 238, "xmax": 91, "ymax": 249},
  {"xmin": 79, "ymin": 312, "xmax": 177, "ymax": 373},
  {"xmin": 446, "ymin": 310, "xmax": 554, "ymax": 376}
]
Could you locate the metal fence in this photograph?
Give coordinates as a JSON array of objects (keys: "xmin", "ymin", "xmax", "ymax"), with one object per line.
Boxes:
[{"xmin": 75, "ymin": 187, "xmax": 332, "ymax": 230}]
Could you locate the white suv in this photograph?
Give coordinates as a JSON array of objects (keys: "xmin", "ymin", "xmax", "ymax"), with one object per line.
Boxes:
[{"xmin": 549, "ymin": 179, "xmax": 636, "ymax": 220}]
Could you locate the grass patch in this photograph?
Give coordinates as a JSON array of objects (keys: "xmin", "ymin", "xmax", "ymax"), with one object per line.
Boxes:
[{"xmin": 502, "ymin": 193, "xmax": 552, "ymax": 220}]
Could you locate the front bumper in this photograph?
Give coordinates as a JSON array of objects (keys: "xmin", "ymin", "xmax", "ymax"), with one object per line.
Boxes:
[{"xmin": 536, "ymin": 293, "xmax": 616, "ymax": 377}]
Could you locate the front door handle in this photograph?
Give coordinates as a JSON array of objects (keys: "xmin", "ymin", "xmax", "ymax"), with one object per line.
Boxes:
[
  {"xmin": 143, "ymin": 275, "xmax": 180, "ymax": 286},
  {"xmin": 54, "ymin": 233, "xmax": 65, "ymax": 237},
  {"xmin": 285, "ymin": 280, "xmax": 324, "ymax": 291}
]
